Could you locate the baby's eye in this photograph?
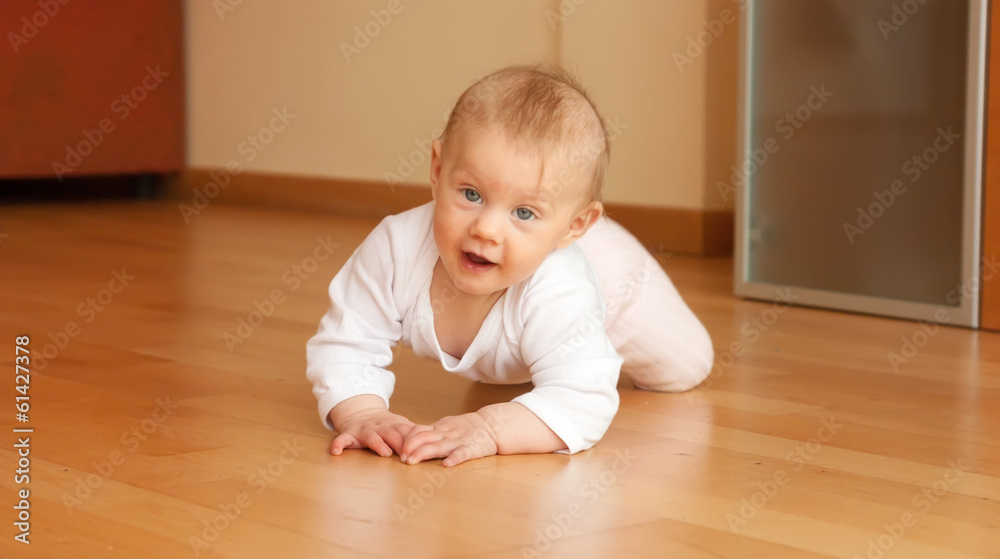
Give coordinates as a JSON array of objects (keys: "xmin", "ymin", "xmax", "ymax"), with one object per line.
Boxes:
[
  {"xmin": 514, "ymin": 207, "xmax": 535, "ymax": 221},
  {"xmin": 463, "ymin": 188, "xmax": 482, "ymax": 203}
]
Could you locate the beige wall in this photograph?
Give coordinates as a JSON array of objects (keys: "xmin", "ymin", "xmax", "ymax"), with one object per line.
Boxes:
[
  {"xmin": 186, "ymin": 0, "xmax": 739, "ymax": 210},
  {"xmin": 561, "ymin": 0, "xmax": 740, "ymax": 210}
]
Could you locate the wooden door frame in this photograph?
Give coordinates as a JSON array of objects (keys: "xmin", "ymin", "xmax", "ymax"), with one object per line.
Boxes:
[{"xmin": 982, "ymin": 0, "xmax": 1000, "ymax": 329}]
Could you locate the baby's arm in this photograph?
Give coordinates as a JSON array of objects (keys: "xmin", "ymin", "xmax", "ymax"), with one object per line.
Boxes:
[
  {"xmin": 398, "ymin": 402, "xmax": 565, "ymax": 466},
  {"xmin": 307, "ymin": 218, "xmax": 414, "ymax": 459}
]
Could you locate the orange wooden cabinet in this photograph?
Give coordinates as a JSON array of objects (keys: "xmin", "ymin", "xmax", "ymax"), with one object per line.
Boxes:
[{"xmin": 0, "ymin": 0, "xmax": 184, "ymax": 180}]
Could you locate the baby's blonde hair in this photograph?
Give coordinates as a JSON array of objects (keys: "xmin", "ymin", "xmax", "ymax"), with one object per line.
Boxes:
[{"xmin": 439, "ymin": 64, "xmax": 610, "ymax": 204}]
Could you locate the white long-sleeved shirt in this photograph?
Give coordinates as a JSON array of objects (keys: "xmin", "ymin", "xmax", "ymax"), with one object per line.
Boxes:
[{"xmin": 306, "ymin": 201, "xmax": 623, "ymax": 454}]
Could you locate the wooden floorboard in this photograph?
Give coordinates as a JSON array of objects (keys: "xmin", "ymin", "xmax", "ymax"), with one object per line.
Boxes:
[{"xmin": 0, "ymin": 200, "xmax": 997, "ymax": 558}]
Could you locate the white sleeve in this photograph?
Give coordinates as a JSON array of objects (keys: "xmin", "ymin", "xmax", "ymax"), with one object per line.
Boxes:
[
  {"xmin": 512, "ymin": 259, "xmax": 623, "ymax": 454},
  {"xmin": 305, "ymin": 221, "xmax": 402, "ymax": 429}
]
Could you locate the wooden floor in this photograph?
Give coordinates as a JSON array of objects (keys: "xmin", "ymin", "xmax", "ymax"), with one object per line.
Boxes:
[{"xmin": 1, "ymin": 200, "xmax": 998, "ymax": 559}]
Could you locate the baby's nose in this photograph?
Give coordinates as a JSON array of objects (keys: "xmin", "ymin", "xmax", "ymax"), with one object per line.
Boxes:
[{"xmin": 471, "ymin": 211, "xmax": 503, "ymax": 242}]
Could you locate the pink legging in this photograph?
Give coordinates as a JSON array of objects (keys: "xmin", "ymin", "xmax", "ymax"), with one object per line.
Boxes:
[{"xmin": 576, "ymin": 216, "xmax": 715, "ymax": 392}]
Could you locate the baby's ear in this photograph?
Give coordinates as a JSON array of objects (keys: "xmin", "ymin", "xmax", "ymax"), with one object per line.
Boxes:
[
  {"xmin": 556, "ymin": 201, "xmax": 603, "ymax": 249},
  {"xmin": 430, "ymin": 140, "xmax": 444, "ymax": 199}
]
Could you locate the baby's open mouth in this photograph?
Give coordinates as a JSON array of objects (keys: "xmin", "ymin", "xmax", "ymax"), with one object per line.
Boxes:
[{"xmin": 464, "ymin": 251, "xmax": 493, "ymax": 265}]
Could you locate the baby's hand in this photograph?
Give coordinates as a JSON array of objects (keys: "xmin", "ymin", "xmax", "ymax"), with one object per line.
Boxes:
[
  {"xmin": 399, "ymin": 412, "xmax": 499, "ymax": 467},
  {"xmin": 330, "ymin": 405, "xmax": 415, "ymax": 458}
]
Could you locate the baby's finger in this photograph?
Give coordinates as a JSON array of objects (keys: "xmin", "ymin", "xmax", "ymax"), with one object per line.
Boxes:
[
  {"xmin": 330, "ymin": 432, "xmax": 361, "ymax": 455},
  {"xmin": 391, "ymin": 422, "xmax": 416, "ymax": 439},
  {"xmin": 357, "ymin": 430, "xmax": 394, "ymax": 458},
  {"xmin": 378, "ymin": 424, "xmax": 411, "ymax": 454},
  {"xmin": 442, "ymin": 445, "xmax": 480, "ymax": 467},
  {"xmin": 399, "ymin": 426, "xmax": 441, "ymax": 458},
  {"xmin": 403, "ymin": 438, "xmax": 455, "ymax": 465},
  {"xmin": 406, "ymin": 424, "xmax": 435, "ymax": 437}
]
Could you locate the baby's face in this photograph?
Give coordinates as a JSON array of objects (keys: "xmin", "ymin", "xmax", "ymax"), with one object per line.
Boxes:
[{"xmin": 430, "ymin": 125, "xmax": 597, "ymax": 298}]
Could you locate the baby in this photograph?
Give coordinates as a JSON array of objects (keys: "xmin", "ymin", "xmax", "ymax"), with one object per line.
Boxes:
[{"xmin": 306, "ymin": 65, "xmax": 713, "ymax": 467}]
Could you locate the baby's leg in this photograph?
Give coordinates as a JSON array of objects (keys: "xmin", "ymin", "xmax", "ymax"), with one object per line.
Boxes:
[
  {"xmin": 608, "ymin": 263, "xmax": 714, "ymax": 392},
  {"xmin": 577, "ymin": 217, "xmax": 715, "ymax": 392}
]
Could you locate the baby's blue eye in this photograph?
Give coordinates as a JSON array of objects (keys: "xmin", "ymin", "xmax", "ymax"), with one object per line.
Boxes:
[
  {"xmin": 514, "ymin": 207, "xmax": 535, "ymax": 221},
  {"xmin": 463, "ymin": 189, "xmax": 482, "ymax": 203}
]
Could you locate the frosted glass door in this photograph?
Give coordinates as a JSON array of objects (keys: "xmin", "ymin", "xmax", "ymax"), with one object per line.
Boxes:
[{"xmin": 735, "ymin": 0, "xmax": 986, "ymax": 327}]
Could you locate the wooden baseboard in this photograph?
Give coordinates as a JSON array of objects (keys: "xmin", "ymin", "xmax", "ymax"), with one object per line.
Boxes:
[
  {"xmin": 167, "ymin": 169, "xmax": 733, "ymax": 256},
  {"xmin": 164, "ymin": 169, "xmax": 433, "ymax": 218},
  {"xmin": 601, "ymin": 203, "xmax": 733, "ymax": 257}
]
